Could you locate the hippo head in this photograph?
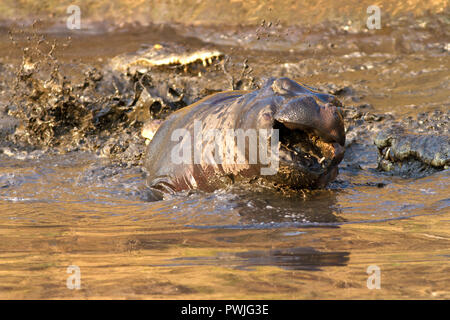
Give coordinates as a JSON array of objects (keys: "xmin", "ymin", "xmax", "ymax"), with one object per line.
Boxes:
[{"xmin": 256, "ymin": 78, "xmax": 345, "ymax": 189}]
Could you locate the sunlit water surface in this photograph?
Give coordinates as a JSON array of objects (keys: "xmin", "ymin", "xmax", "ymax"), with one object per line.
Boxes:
[{"xmin": 0, "ymin": 149, "xmax": 448, "ymax": 299}]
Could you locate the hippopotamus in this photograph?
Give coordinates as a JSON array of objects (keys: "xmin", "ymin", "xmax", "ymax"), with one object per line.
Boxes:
[{"xmin": 143, "ymin": 77, "xmax": 345, "ymax": 200}]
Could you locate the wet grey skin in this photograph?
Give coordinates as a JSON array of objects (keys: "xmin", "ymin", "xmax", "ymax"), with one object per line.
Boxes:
[{"xmin": 144, "ymin": 77, "xmax": 345, "ymax": 200}]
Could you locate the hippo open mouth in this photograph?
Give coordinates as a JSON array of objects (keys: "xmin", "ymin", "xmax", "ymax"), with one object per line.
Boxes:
[
  {"xmin": 275, "ymin": 121, "xmax": 345, "ymax": 173},
  {"xmin": 268, "ymin": 86, "xmax": 346, "ymax": 188}
]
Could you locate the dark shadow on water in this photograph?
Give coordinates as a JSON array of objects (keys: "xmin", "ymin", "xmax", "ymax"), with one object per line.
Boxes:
[{"xmin": 159, "ymin": 247, "xmax": 350, "ymax": 271}]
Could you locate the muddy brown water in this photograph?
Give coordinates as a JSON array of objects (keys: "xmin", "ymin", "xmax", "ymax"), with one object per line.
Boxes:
[{"xmin": 0, "ymin": 15, "xmax": 449, "ymax": 299}]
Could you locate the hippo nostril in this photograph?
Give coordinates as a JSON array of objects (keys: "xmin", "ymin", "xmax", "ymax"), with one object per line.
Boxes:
[
  {"xmin": 326, "ymin": 103, "xmax": 344, "ymax": 121},
  {"xmin": 319, "ymin": 104, "xmax": 346, "ymax": 146}
]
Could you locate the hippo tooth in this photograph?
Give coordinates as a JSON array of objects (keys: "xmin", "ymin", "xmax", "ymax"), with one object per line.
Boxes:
[{"xmin": 384, "ymin": 147, "xmax": 391, "ymax": 160}]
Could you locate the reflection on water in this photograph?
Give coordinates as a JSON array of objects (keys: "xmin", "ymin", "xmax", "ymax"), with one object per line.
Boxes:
[
  {"xmin": 164, "ymin": 247, "xmax": 350, "ymax": 271},
  {"xmin": 0, "ymin": 149, "xmax": 448, "ymax": 299}
]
